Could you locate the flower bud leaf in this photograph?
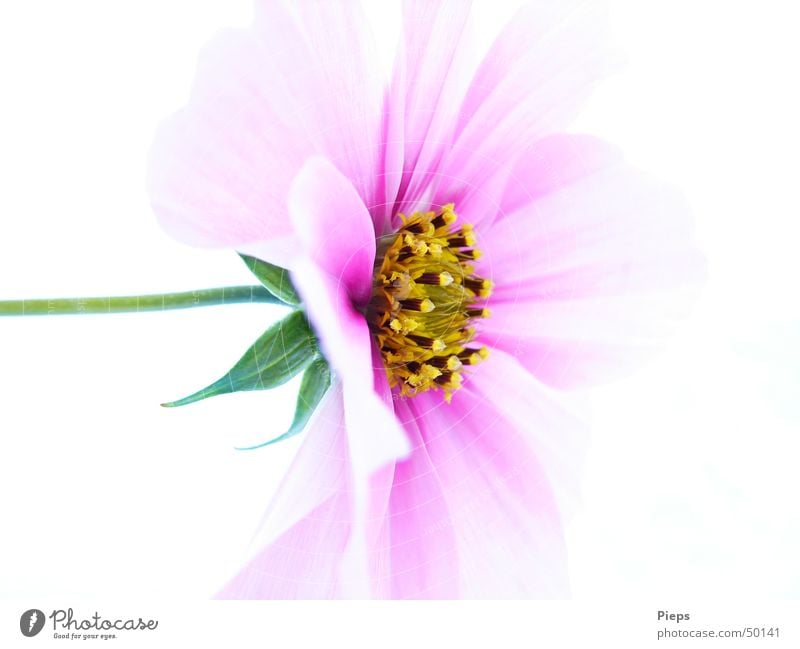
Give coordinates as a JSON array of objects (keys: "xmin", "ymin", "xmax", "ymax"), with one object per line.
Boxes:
[
  {"xmin": 235, "ymin": 357, "xmax": 332, "ymax": 450},
  {"xmin": 239, "ymin": 254, "xmax": 301, "ymax": 306},
  {"xmin": 161, "ymin": 310, "xmax": 317, "ymax": 407}
]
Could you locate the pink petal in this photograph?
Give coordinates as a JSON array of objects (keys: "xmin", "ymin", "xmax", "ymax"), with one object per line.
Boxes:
[
  {"xmin": 287, "ymin": 156, "xmax": 408, "ymax": 467},
  {"xmin": 464, "ymin": 348, "xmax": 591, "ymax": 519},
  {"xmin": 217, "ymin": 383, "xmax": 398, "ymax": 598},
  {"xmin": 475, "ymin": 135, "xmax": 706, "ymax": 388},
  {"xmin": 217, "ymin": 357, "xmax": 580, "ymax": 599},
  {"xmin": 497, "ymin": 133, "xmax": 623, "ymax": 219},
  {"xmin": 434, "ymin": 1, "xmax": 618, "ymax": 218},
  {"xmin": 291, "ymin": 256, "xmax": 408, "ymax": 470},
  {"xmin": 387, "ymin": 0, "xmax": 477, "ymax": 213},
  {"xmin": 392, "ymin": 386, "xmax": 570, "ymax": 597},
  {"xmin": 384, "ymin": 411, "xmax": 460, "ymax": 598},
  {"xmin": 290, "ymin": 300, "xmax": 407, "ymax": 492},
  {"xmin": 371, "ymin": 86, "xmax": 405, "ymax": 237},
  {"xmin": 289, "ymin": 156, "xmax": 376, "ymax": 306},
  {"xmin": 287, "ymin": 158, "xmax": 409, "ymax": 588},
  {"xmin": 217, "ymin": 384, "xmax": 349, "ymax": 598},
  {"xmin": 147, "ymin": 1, "xmax": 384, "ymax": 263},
  {"xmin": 285, "ymin": 156, "xmax": 375, "ymax": 395}
]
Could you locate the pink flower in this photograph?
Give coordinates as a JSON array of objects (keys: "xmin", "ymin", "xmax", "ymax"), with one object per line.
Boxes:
[{"xmin": 148, "ymin": 1, "xmax": 704, "ymax": 597}]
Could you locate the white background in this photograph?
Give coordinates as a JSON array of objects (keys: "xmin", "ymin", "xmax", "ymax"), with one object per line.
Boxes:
[{"xmin": 0, "ymin": 0, "xmax": 798, "ymax": 602}]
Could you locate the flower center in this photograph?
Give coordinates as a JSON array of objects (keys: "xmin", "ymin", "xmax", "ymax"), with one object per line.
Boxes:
[{"xmin": 367, "ymin": 203, "xmax": 491, "ymax": 402}]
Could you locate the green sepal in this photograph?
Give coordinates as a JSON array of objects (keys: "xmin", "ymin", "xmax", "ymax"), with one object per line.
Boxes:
[
  {"xmin": 239, "ymin": 254, "xmax": 301, "ymax": 306},
  {"xmin": 235, "ymin": 357, "xmax": 332, "ymax": 450},
  {"xmin": 162, "ymin": 310, "xmax": 318, "ymax": 407}
]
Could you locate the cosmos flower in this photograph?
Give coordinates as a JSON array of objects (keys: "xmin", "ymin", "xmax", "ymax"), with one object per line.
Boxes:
[{"xmin": 147, "ymin": 0, "xmax": 704, "ymax": 597}]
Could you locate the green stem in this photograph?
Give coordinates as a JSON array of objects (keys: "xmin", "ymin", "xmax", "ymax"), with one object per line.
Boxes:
[{"xmin": 0, "ymin": 285, "xmax": 284, "ymax": 316}]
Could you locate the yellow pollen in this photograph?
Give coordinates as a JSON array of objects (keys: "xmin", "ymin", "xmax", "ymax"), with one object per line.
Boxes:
[{"xmin": 367, "ymin": 203, "xmax": 492, "ymax": 401}]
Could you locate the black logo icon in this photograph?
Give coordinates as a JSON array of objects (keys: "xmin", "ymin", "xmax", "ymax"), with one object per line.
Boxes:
[{"xmin": 20, "ymin": 609, "xmax": 45, "ymax": 637}]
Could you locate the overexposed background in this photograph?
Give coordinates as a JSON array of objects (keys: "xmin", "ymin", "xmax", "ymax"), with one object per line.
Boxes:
[{"xmin": 0, "ymin": 0, "xmax": 798, "ymax": 600}]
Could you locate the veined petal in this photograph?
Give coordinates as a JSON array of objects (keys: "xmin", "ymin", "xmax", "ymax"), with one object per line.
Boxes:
[
  {"xmin": 384, "ymin": 412, "xmax": 460, "ymax": 598},
  {"xmin": 148, "ymin": 1, "xmax": 384, "ymax": 265},
  {"xmin": 387, "ymin": 0, "xmax": 477, "ymax": 214},
  {"xmin": 218, "ymin": 359, "xmax": 578, "ymax": 599},
  {"xmin": 464, "ymin": 348, "xmax": 591, "ymax": 519},
  {"xmin": 290, "ymin": 256, "xmax": 409, "ymax": 476},
  {"xmin": 435, "ymin": 0, "xmax": 618, "ymax": 216},
  {"xmin": 292, "ymin": 254, "xmax": 408, "ymax": 466},
  {"xmin": 218, "ymin": 382, "xmax": 399, "ymax": 598},
  {"xmin": 288, "ymin": 154, "xmax": 409, "ymax": 475},
  {"xmin": 497, "ymin": 133, "xmax": 622, "ymax": 219},
  {"xmin": 289, "ymin": 156, "xmax": 376, "ymax": 306},
  {"xmin": 392, "ymin": 387, "xmax": 570, "ymax": 598},
  {"xmin": 218, "ymin": 384, "xmax": 351, "ymax": 599},
  {"xmin": 477, "ymin": 135, "xmax": 706, "ymax": 388}
]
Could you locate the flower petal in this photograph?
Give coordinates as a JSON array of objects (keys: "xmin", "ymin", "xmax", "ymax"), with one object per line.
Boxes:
[
  {"xmin": 148, "ymin": 1, "xmax": 384, "ymax": 264},
  {"xmin": 392, "ymin": 386, "xmax": 570, "ymax": 597},
  {"xmin": 434, "ymin": 0, "xmax": 618, "ymax": 216},
  {"xmin": 218, "ymin": 383, "xmax": 349, "ymax": 598},
  {"xmin": 290, "ymin": 254, "xmax": 408, "ymax": 468},
  {"xmin": 464, "ymin": 348, "xmax": 591, "ymax": 519},
  {"xmin": 288, "ymin": 156, "xmax": 377, "ymax": 306},
  {"xmin": 220, "ymin": 156, "xmax": 409, "ymax": 598},
  {"xmin": 384, "ymin": 411, "xmax": 460, "ymax": 598},
  {"xmin": 217, "ymin": 382, "xmax": 399, "ymax": 598},
  {"xmin": 387, "ymin": 0, "xmax": 477, "ymax": 213},
  {"xmin": 287, "ymin": 156, "xmax": 407, "ymax": 461},
  {"xmin": 476, "ymin": 135, "xmax": 706, "ymax": 388},
  {"xmin": 290, "ymin": 275, "xmax": 408, "ymax": 493},
  {"xmin": 288, "ymin": 154, "xmax": 409, "ymax": 477},
  {"xmin": 219, "ymin": 352, "xmax": 579, "ymax": 598}
]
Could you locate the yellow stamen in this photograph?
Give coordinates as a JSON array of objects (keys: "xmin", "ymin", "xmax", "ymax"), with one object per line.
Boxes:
[{"xmin": 367, "ymin": 204, "xmax": 492, "ymax": 401}]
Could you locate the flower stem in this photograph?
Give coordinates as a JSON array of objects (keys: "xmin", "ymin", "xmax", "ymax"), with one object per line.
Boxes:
[{"xmin": 0, "ymin": 285, "xmax": 284, "ymax": 316}]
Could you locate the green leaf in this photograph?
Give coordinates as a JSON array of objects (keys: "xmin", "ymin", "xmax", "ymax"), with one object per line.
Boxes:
[
  {"xmin": 235, "ymin": 357, "xmax": 332, "ymax": 450},
  {"xmin": 162, "ymin": 310, "xmax": 318, "ymax": 407},
  {"xmin": 239, "ymin": 253, "xmax": 301, "ymax": 306}
]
